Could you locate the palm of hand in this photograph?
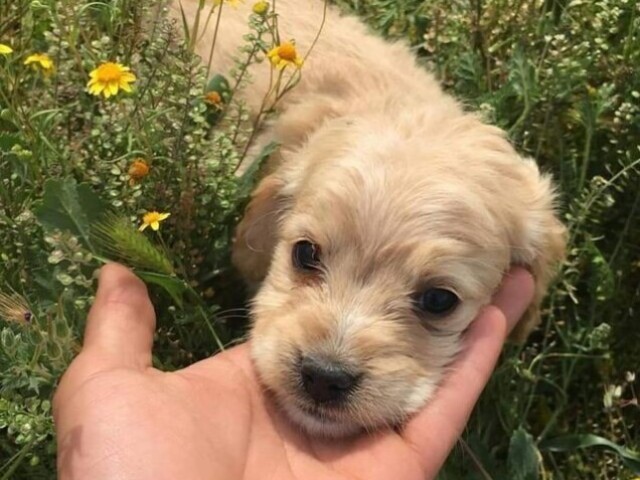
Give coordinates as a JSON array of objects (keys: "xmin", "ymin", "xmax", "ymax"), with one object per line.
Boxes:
[
  {"xmin": 56, "ymin": 346, "xmax": 425, "ymax": 480},
  {"xmin": 54, "ymin": 264, "xmax": 533, "ymax": 480}
]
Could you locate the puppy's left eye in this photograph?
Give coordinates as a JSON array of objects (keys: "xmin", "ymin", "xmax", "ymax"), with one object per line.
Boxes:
[
  {"xmin": 292, "ymin": 240, "xmax": 321, "ymax": 272},
  {"xmin": 417, "ymin": 288, "xmax": 459, "ymax": 315}
]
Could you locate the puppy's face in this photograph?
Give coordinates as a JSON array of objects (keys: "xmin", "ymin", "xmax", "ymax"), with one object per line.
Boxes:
[{"xmin": 247, "ymin": 121, "xmax": 564, "ymax": 437}]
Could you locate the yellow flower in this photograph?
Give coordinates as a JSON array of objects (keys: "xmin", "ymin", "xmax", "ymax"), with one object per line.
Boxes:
[
  {"xmin": 252, "ymin": 1, "xmax": 269, "ymax": 14},
  {"xmin": 128, "ymin": 158, "xmax": 150, "ymax": 185},
  {"xmin": 24, "ymin": 53, "xmax": 54, "ymax": 73},
  {"xmin": 204, "ymin": 91, "xmax": 223, "ymax": 107},
  {"xmin": 87, "ymin": 62, "xmax": 136, "ymax": 99},
  {"xmin": 139, "ymin": 211, "xmax": 170, "ymax": 232},
  {"xmin": 214, "ymin": 0, "xmax": 243, "ymax": 6},
  {"xmin": 267, "ymin": 42, "xmax": 303, "ymax": 70},
  {"xmin": 0, "ymin": 44, "xmax": 13, "ymax": 55}
]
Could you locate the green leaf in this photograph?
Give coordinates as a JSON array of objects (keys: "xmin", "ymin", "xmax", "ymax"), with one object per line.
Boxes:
[
  {"xmin": 0, "ymin": 133, "xmax": 20, "ymax": 151},
  {"xmin": 540, "ymin": 434, "xmax": 640, "ymax": 474},
  {"xmin": 204, "ymin": 74, "xmax": 233, "ymax": 126},
  {"xmin": 77, "ymin": 184, "xmax": 108, "ymax": 227},
  {"xmin": 508, "ymin": 428, "xmax": 540, "ymax": 480},
  {"xmin": 136, "ymin": 271, "xmax": 187, "ymax": 308},
  {"xmin": 34, "ymin": 179, "xmax": 107, "ymax": 251},
  {"xmin": 206, "ymin": 74, "xmax": 231, "ymax": 99},
  {"xmin": 177, "ymin": 2, "xmax": 191, "ymax": 46},
  {"xmin": 237, "ymin": 141, "xmax": 280, "ymax": 198}
]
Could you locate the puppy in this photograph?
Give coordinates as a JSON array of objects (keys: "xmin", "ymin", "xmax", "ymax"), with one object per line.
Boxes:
[{"xmin": 171, "ymin": 0, "xmax": 566, "ymax": 437}]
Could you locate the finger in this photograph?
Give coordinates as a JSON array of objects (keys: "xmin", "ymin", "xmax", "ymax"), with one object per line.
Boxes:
[
  {"xmin": 493, "ymin": 267, "xmax": 535, "ymax": 334},
  {"xmin": 402, "ymin": 267, "xmax": 534, "ymax": 476},
  {"xmin": 82, "ymin": 263, "xmax": 156, "ymax": 370}
]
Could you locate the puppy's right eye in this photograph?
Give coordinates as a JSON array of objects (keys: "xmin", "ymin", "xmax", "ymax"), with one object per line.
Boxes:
[
  {"xmin": 417, "ymin": 288, "xmax": 459, "ymax": 315},
  {"xmin": 292, "ymin": 240, "xmax": 321, "ymax": 272}
]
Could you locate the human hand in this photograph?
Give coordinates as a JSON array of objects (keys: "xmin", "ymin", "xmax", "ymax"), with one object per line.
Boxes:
[{"xmin": 54, "ymin": 263, "xmax": 533, "ymax": 480}]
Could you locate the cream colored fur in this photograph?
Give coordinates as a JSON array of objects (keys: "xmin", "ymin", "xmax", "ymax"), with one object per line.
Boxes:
[{"xmin": 170, "ymin": 0, "xmax": 567, "ymax": 437}]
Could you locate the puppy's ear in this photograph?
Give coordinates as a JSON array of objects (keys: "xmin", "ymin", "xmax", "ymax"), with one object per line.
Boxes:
[
  {"xmin": 510, "ymin": 161, "xmax": 567, "ymax": 342},
  {"xmin": 232, "ymin": 175, "xmax": 289, "ymax": 285}
]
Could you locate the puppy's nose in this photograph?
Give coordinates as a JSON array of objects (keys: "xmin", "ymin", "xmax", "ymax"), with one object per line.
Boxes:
[{"xmin": 300, "ymin": 356, "xmax": 359, "ymax": 404}]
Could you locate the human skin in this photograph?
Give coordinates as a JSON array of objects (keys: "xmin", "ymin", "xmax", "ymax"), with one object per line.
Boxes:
[{"xmin": 53, "ymin": 263, "xmax": 534, "ymax": 480}]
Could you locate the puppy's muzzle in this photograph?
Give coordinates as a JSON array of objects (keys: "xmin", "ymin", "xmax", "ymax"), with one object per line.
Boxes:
[{"xmin": 300, "ymin": 356, "xmax": 360, "ymax": 404}]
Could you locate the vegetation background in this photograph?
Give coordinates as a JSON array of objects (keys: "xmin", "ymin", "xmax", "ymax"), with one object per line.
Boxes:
[{"xmin": 0, "ymin": 0, "xmax": 638, "ymax": 478}]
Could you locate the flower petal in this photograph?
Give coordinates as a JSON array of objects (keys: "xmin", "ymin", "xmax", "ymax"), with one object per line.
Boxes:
[
  {"xmin": 89, "ymin": 83, "xmax": 105, "ymax": 95},
  {"xmin": 107, "ymin": 82, "xmax": 119, "ymax": 96},
  {"xmin": 150, "ymin": 221, "xmax": 160, "ymax": 231}
]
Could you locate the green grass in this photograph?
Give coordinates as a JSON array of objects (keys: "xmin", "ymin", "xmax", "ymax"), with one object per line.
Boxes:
[{"xmin": 1, "ymin": 0, "xmax": 639, "ymax": 478}]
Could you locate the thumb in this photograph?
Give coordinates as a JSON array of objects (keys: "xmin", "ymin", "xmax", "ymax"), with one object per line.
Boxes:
[
  {"xmin": 81, "ymin": 262, "xmax": 156, "ymax": 370},
  {"xmin": 401, "ymin": 267, "xmax": 534, "ymax": 476}
]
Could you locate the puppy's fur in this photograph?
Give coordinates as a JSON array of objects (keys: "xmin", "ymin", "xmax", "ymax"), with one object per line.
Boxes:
[{"xmin": 171, "ymin": 0, "xmax": 567, "ymax": 437}]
